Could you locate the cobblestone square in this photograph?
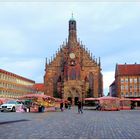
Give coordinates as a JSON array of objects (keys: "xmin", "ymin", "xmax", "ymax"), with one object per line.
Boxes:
[{"xmin": 0, "ymin": 108, "xmax": 140, "ymax": 139}]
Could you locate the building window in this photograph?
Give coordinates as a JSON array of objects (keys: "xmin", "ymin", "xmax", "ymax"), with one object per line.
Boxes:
[
  {"xmin": 125, "ymin": 85, "xmax": 128, "ymax": 90},
  {"xmin": 71, "ymin": 68, "xmax": 76, "ymax": 80},
  {"xmin": 129, "ymin": 78, "xmax": 133, "ymax": 83},
  {"xmin": 134, "ymin": 85, "xmax": 137, "ymax": 90},
  {"xmin": 125, "ymin": 78, "xmax": 128, "ymax": 83},
  {"xmin": 121, "ymin": 78, "xmax": 124, "ymax": 83},
  {"xmin": 121, "ymin": 85, "xmax": 124, "ymax": 91},
  {"xmin": 134, "ymin": 78, "xmax": 137, "ymax": 83}
]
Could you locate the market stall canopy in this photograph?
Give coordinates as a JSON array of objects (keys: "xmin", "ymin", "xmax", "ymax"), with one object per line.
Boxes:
[
  {"xmin": 120, "ymin": 98, "xmax": 131, "ymax": 101},
  {"xmin": 20, "ymin": 94, "xmax": 55, "ymax": 100},
  {"xmin": 54, "ymin": 98, "xmax": 68, "ymax": 103},
  {"xmin": 0, "ymin": 98, "xmax": 14, "ymax": 104},
  {"xmin": 54, "ymin": 98, "xmax": 63, "ymax": 102},
  {"xmin": 84, "ymin": 98, "xmax": 100, "ymax": 101},
  {"xmin": 130, "ymin": 98, "xmax": 140, "ymax": 101},
  {"xmin": 98, "ymin": 96, "xmax": 120, "ymax": 100},
  {"xmin": 0, "ymin": 99, "xmax": 3, "ymax": 104}
]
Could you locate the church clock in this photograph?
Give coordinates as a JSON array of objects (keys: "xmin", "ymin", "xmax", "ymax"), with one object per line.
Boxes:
[{"xmin": 69, "ymin": 53, "xmax": 75, "ymax": 59}]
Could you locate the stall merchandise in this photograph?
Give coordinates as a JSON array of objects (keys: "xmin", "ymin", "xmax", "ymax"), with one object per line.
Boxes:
[
  {"xmin": 99, "ymin": 96, "xmax": 120, "ymax": 111},
  {"xmin": 20, "ymin": 94, "xmax": 55, "ymax": 112}
]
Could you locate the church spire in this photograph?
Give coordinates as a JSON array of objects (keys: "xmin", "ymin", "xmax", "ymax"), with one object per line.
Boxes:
[{"xmin": 68, "ymin": 14, "xmax": 77, "ymax": 47}]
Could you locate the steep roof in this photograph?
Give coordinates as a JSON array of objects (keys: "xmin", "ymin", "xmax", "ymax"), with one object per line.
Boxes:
[
  {"xmin": 33, "ymin": 83, "xmax": 45, "ymax": 92},
  {"xmin": 109, "ymin": 80, "xmax": 115, "ymax": 87},
  {"xmin": 116, "ymin": 64, "xmax": 140, "ymax": 76}
]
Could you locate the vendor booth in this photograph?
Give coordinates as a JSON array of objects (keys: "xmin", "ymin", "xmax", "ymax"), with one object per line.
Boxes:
[
  {"xmin": 98, "ymin": 96, "xmax": 120, "ymax": 111},
  {"xmin": 84, "ymin": 98, "xmax": 100, "ymax": 110},
  {"xmin": 19, "ymin": 94, "xmax": 55, "ymax": 112},
  {"xmin": 130, "ymin": 98, "xmax": 140, "ymax": 110},
  {"xmin": 120, "ymin": 98, "xmax": 131, "ymax": 110}
]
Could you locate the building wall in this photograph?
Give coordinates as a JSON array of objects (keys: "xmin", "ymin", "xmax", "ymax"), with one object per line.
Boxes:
[
  {"xmin": 0, "ymin": 69, "xmax": 35, "ymax": 99},
  {"xmin": 114, "ymin": 64, "xmax": 140, "ymax": 98},
  {"xmin": 116, "ymin": 76, "xmax": 140, "ymax": 98},
  {"xmin": 109, "ymin": 81, "xmax": 116, "ymax": 97}
]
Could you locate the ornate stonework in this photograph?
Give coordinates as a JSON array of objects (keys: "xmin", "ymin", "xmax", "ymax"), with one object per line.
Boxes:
[{"xmin": 44, "ymin": 17, "xmax": 103, "ymax": 104}]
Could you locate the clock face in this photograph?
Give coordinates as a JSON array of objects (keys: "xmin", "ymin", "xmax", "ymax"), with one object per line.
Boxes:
[{"xmin": 69, "ymin": 53, "xmax": 75, "ymax": 59}]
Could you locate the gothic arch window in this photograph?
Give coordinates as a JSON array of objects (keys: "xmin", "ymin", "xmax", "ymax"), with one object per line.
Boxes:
[
  {"xmin": 58, "ymin": 76, "xmax": 61, "ymax": 82},
  {"xmin": 89, "ymin": 72, "xmax": 94, "ymax": 96},
  {"xmin": 71, "ymin": 68, "xmax": 76, "ymax": 80}
]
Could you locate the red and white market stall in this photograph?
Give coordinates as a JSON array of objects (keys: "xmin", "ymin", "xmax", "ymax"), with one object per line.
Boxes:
[
  {"xmin": 99, "ymin": 96, "xmax": 120, "ymax": 111},
  {"xmin": 120, "ymin": 98, "xmax": 131, "ymax": 110}
]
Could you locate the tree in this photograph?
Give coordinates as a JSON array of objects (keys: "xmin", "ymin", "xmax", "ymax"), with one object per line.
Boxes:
[
  {"xmin": 86, "ymin": 88, "xmax": 92, "ymax": 98},
  {"xmin": 53, "ymin": 90, "xmax": 60, "ymax": 98}
]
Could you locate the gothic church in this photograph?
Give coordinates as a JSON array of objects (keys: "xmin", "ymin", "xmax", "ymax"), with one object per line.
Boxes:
[{"xmin": 44, "ymin": 16, "xmax": 103, "ymax": 104}]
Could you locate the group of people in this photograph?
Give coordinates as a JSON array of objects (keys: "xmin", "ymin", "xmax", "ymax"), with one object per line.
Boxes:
[
  {"xmin": 60, "ymin": 101, "xmax": 71, "ymax": 111},
  {"xmin": 59, "ymin": 100, "xmax": 84, "ymax": 114},
  {"xmin": 60, "ymin": 101, "xmax": 83, "ymax": 114}
]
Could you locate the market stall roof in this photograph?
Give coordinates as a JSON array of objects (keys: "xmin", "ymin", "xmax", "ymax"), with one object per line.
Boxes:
[
  {"xmin": 0, "ymin": 99, "xmax": 3, "ymax": 104},
  {"xmin": 20, "ymin": 94, "xmax": 55, "ymax": 100},
  {"xmin": 54, "ymin": 98, "xmax": 63, "ymax": 102},
  {"xmin": 120, "ymin": 98, "xmax": 131, "ymax": 101},
  {"xmin": 0, "ymin": 98, "xmax": 14, "ymax": 103},
  {"xmin": 54, "ymin": 98, "xmax": 69, "ymax": 103},
  {"xmin": 84, "ymin": 98, "xmax": 99, "ymax": 101},
  {"xmin": 130, "ymin": 98, "xmax": 140, "ymax": 101},
  {"xmin": 98, "ymin": 96, "xmax": 120, "ymax": 100}
]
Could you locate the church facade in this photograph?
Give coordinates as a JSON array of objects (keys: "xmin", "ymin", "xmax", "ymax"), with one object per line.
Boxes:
[{"xmin": 44, "ymin": 17, "xmax": 103, "ymax": 104}]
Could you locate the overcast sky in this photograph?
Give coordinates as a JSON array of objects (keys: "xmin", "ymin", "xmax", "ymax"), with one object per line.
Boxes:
[{"xmin": 0, "ymin": 1, "xmax": 140, "ymax": 95}]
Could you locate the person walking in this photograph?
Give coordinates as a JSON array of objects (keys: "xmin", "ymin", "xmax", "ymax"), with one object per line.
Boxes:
[
  {"xmin": 77, "ymin": 100, "xmax": 83, "ymax": 114},
  {"xmin": 60, "ymin": 102, "xmax": 64, "ymax": 111}
]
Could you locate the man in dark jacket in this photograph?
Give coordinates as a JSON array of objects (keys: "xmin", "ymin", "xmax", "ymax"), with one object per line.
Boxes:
[
  {"xmin": 77, "ymin": 100, "xmax": 83, "ymax": 114},
  {"xmin": 60, "ymin": 102, "xmax": 64, "ymax": 111}
]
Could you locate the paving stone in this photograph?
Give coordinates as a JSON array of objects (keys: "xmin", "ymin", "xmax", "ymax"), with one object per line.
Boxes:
[{"xmin": 0, "ymin": 108, "xmax": 140, "ymax": 139}]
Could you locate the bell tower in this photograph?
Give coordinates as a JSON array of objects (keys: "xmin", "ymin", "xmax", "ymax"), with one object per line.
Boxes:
[{"xmin": 68, "ymin": 14, "xmax": 77, "ymax": 47}]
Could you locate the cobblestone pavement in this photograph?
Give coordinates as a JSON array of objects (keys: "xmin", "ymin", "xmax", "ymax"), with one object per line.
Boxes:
[{"xmin": 0, "ymin": 107, "xmax": 140, "ymax": 139}]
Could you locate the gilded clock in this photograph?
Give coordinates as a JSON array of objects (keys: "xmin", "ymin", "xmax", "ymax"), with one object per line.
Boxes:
[{"xmin": 69, "ymin": 53, "xmax": 75, "ymax": 59}]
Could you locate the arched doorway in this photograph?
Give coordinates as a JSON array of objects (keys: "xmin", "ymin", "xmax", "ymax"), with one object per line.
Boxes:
[
  {"xmin": 67, "ymin": 97, "xmax": 72, "ymax": 104},
  {"xmin": 65, "ymin": 87, "xmax": 81, "ymax": 105}
]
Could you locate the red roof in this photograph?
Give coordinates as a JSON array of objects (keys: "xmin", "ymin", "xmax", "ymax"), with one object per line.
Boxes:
[
  {"xmin": 33, "ymin": 83, "xmax": 45, "ymax": 92},
  {"xmin": 116, "ymin": 64, "xmax": 140, "ymax": 76}
]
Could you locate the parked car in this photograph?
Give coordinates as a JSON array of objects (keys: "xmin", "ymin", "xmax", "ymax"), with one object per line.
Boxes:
[{"xmin": 0, "ymin": 100, "xmax": 23, "ymax": 112}]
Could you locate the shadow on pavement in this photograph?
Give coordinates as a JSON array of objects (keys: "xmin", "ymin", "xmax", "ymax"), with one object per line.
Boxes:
[{"xmin": 0, "ymin": 119, "xmax": 30, "ymax": 125}]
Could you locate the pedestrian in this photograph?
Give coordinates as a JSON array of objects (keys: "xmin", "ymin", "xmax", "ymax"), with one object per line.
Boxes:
[
  {"xmin": 95, "ymin": 102, "xmax": 101, "ymax": 110},
  {"xmin": 68, "ymin": 101, "xmax": 71, "ymax": 110},
  {"xmin": 77, "ymin": 100, "xmax": 83, "ymax": 114},
  {"xmin": 65, "ymin": 102, "xmax": 68, "ymax": 109},
  {"xmin": 60, "ymin": 102, "xmax": 64, "ymax": 111}
]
